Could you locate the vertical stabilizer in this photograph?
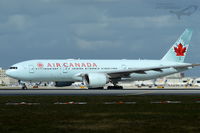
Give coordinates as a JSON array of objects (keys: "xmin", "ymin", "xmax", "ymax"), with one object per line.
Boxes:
[{"xmin": 162, "ymin": 29, "xmax": 192, "ymax": 62}]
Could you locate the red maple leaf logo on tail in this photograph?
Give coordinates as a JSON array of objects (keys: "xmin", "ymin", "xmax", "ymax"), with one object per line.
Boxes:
[{"xmin": 174, "ymin": 43, "xmax": 187, "ymax": 56}]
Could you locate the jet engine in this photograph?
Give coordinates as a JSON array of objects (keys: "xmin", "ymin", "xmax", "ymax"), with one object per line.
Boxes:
[
  {"xmin": 83, "ymin": 73, "xmax": 109, "ymax": 88},
  {"xmin": 55, "ymin": 81, "xmax": 74, "ymax": 87}
]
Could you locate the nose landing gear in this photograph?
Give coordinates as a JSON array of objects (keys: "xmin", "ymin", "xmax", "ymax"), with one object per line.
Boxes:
[
  {"xmin": 18, "ymin": 80, "xmax": 28, "ymax": 90},
  {"xmin": 22, "ymin": 83, "xmax": 28, "ymax": 90}
]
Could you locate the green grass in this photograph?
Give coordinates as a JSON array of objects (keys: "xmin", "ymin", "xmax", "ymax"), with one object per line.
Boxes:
[{"xmin": 0, "ymin": 95, "xmax": 200, "ymax": 133}]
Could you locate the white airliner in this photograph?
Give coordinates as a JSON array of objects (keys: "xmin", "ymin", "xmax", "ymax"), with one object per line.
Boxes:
[{"xmin": 6, "ymin": 29, "xmax": 200, "ymax": 89}]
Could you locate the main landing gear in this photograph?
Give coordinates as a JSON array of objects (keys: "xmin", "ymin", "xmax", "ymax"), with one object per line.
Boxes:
[
  {"xmin": 88, "ymin": 87, "xmax": 104, "ymax": 90},
  {"xmin": 107, "ymin": 86, "xmax": 123, "ymax": 89},
  {"xmin": 88, "ymin": 86, "xmax": 123, "ymax": 89},
  {"xmin": 107, "ymin": 80, "xmax": 123, "ymax": 89}
]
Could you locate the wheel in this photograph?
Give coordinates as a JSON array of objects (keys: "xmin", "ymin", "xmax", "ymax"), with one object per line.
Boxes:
[
  {"xmin": 88, "ymin": 87, "xmax": 104, "ymax": 90},
  {"xmin": 107, "ymin": 86, "xmax": 123, "ymax": 89},
  {"xmin": 107, "ymin": 86, "xmax": 112, "ymax": 89},
  {"xmin": 117, "ymin": 86, "xmax": 123, "ymax": 89}
]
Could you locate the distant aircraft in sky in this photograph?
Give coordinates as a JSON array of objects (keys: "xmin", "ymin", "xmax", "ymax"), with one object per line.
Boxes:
[
  {"xmin": 170, "ymin": 5, "xmax": 198, "ymax": 20},
  {"xmin": 6, "ymin": 29, "xmax": 200, "ymax": 89}
]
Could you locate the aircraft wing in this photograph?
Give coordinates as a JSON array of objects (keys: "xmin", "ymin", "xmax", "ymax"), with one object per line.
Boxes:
[{"xmin": 107, "ymin": 64, "xmax": 200, "ymax": 78}]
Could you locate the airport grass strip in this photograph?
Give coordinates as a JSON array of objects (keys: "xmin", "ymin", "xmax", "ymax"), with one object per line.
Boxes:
[{"xmin": 0, "ymin": 95, "xmax": 200, "ymax": 133}]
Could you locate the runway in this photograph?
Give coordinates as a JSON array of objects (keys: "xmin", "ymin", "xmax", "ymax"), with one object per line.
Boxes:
[{"xmin": 1, "ymin": 88, "xmax": 200, "ymax": 96}]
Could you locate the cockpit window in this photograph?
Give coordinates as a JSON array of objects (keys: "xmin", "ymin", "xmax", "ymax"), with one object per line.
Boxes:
[{"xmin": 10, "ymin": 67, "xmax": 18, "ymax": 69}]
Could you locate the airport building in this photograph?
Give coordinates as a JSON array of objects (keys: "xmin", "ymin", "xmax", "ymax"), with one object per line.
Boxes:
[{"xmin": 0, "ymin": 68, "xmax": 18, "ymax": 86}]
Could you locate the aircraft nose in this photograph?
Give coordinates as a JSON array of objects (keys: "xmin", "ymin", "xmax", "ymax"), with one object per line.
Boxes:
[
  {"xmin": 6, "ymin": 69, "xmax": 18, "ymax": 79},
  {"xmin": 6, "ymin": 69, "xmax": 20, "ymax": 79},
  {"xmin": 6, "ymin": 69, "xmax": 12, "ymax": 77}
]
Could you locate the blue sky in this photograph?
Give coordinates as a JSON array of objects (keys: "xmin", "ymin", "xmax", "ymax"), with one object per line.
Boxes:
[{"xmin": 1, "ymin": 0, "xmax": 200, "ymax": 76}]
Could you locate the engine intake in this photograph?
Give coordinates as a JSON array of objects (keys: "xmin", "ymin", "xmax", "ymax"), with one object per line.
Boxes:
[{"xmin": 83, "ymin": 73, "xmax": 109, "ymax": 88}]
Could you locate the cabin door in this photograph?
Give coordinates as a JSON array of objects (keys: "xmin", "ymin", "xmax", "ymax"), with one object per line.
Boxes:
[{"xmin": 29, "ymin": 65, "xmax": 34, "ymax": 73}]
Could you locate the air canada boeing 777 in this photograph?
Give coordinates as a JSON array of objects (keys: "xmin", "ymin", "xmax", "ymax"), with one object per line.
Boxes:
[{"xmin": 6, "ymin": 29, "xmax": 200, "ymax": 89}]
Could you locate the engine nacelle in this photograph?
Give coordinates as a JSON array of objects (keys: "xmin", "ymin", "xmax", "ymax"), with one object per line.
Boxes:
[
  {"xmin": 83, "ymin": 73, "xmax": 109, "ymax": 88},
  {"xmin": 55, "ymin": 81, "xmax": 74, "ymax": 87}
]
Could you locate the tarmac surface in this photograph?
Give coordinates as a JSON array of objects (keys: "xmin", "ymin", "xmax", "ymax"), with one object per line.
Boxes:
[{"xmin": 1, "ymin": 88, "xmax": 200, "ymax": 95}]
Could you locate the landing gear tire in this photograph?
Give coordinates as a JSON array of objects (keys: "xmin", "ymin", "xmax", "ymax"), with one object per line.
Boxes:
[
  {"xmin": 22, "ymin": 84, "xmax": 28, "ymax": 90},
  {"xmin": 88, "ymin": 87, "xmax": 104, "ymax": 90},
  {"xmin": 107, "ymin": 86, "xmax": 123, "ymax": 90}
]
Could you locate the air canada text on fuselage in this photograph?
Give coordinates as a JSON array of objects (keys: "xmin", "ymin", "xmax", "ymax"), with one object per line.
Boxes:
[{"xmin": 37, "ymin": 62, "xmax": 98, "ymax": 68}]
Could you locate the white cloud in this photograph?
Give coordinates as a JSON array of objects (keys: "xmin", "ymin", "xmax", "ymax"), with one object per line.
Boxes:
[
  {"xmin": 39, "ymin": 0, "xmax": 119, "ymax": 4},
  {"xmin": 0, "ymin": 14, "xmax": 31, "ymax": 31},
  {"xmin": 70, "ymin": 23, "xmax": 109, "ymax": 37},
  {"xmin": 40, "ymin": 0, "xmax": 63, "ymax": 2},
  {"xmin": 96, "ymin": 0, "xmax": 118, "ymax": 1},
  {"xmin": 70, "ymin": 14, "xmax": 177, "ymax": 40},
  {"xmin": 8, "ymin": 15, "xmax": 29, "ymax": 30},
  {"xmin": 106, "ymin": 15, "xmax": 177, "ymax": 28},
  {"xmin": 70, "ymin": 15, "xmax": 177, "ymax": 51},
  {"xmin": 74, "ymin": 37, "xmax": 121, "ymax": 50}
]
